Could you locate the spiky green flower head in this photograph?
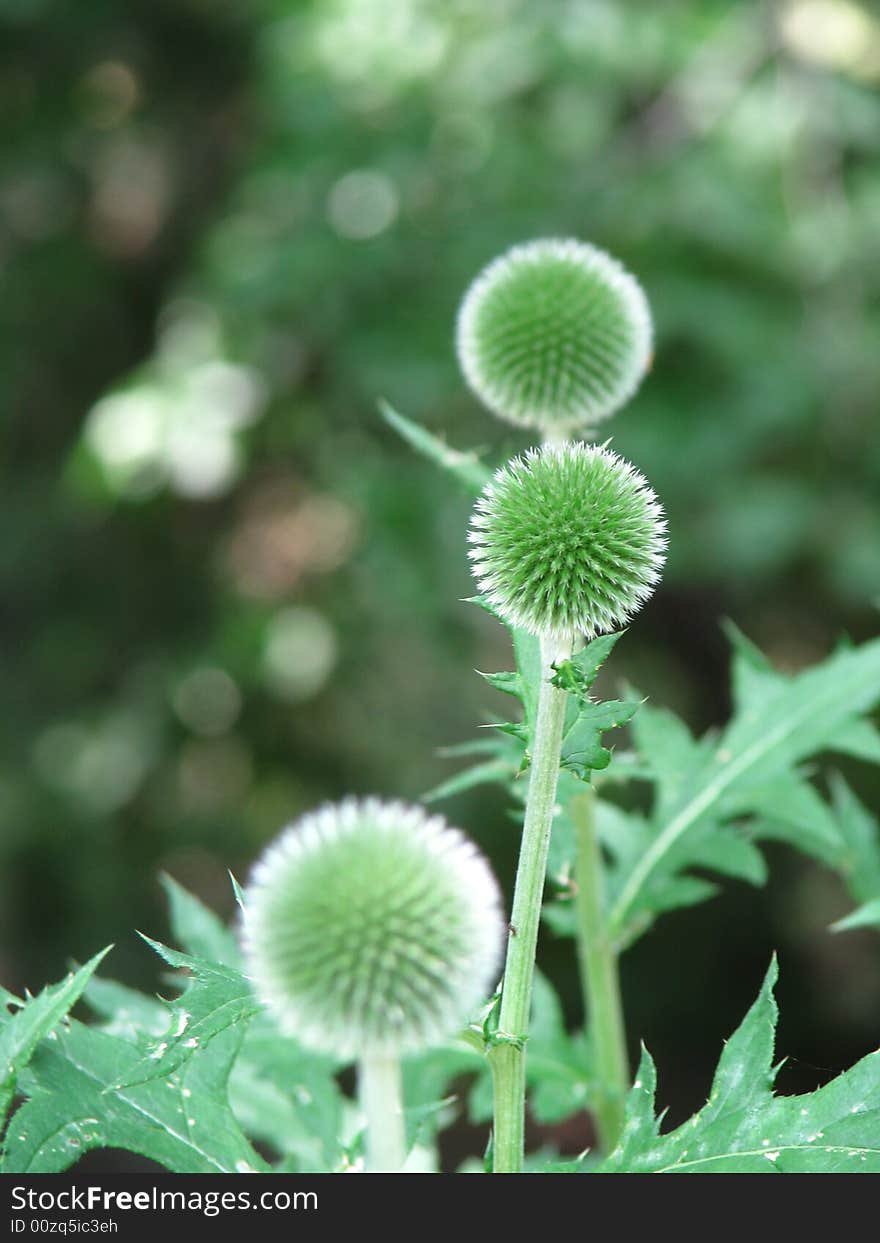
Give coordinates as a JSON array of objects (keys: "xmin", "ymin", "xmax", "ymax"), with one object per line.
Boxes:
[
  {"xmin": 469, "ymin": 441, "xmax": 666, "ymax": 640},
  {"xmin": 456, "ymin": 238, "xmax": 652, "ymax": 433},
  {"xmin": 242, "ymin": 798, "xmax": 504, "ymax": 1059}
]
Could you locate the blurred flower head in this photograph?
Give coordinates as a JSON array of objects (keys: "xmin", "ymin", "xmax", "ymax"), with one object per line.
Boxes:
[
  {"xmin": 456, "ymin": 238, "xmax": 652, "ymax": 434},
  {"xmin": 242, "ymin": 797, "xmax": 504, "ymax": 1059}
]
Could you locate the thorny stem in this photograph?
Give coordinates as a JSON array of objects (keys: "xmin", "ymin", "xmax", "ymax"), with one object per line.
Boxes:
[
  {"xmin": 571, "ymin": 787, "xmax": 629, "ymax": 1152},
  {"xmin": 489, "ymin": 632, "xmax": 572, "ymax": 1173},
  {"xmin": 359, "ymin": 1052, "xmax": 406, "ymax": 1172}
]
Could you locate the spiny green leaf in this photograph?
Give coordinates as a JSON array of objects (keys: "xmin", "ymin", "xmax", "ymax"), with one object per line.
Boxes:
[
  {"xmin": 832, "ymin": 898, "xmax": 880, "ymax": 934},
  {"xmin": 830, "ymin": 775, "xmax": 880, "ymax": 906},
  {"xmin": 560, "ymin": 699, "xmax": 638, "ymax": 780},
  {"xmin": 403, "ymin": 1095, "xmax": 459, "ymax": 1155},
  {"xmin": 681, "ymin": 827, "xmax": 767, "ymax": 887},
  {"xmin": 160, "ymin": 874, "xmax": 240, "ymax": 967},
  {"xmin": 701, "ymin": 957, "xmax": 778, "ymax": 1123},
  {"xmin": 608, "ymin": 1046, "xmax": 660, "ymax": 1168},
  {"xmin": 379, "ymin": 400, "xmax": 490, "ymax": 493},
  {"xmin": 229, "ymin": 1011, "xmax": 344, "ymax": 1171},
  {"xmin": 424, "ymin": 756, "xmax": 517, "ymax": 804},
  {"xmin": 512, "ymin": 627, "xmax": 542, "ymax": 734},
  {"xmin": 425, "ymin": 730, "xmax": 523, "ymax": 805},
  {"xmin": 547, "ymin": 797, "xmax": 763, "ymax": 949},
  {"xmin": 115, "ymin": 937, "xmax": 260, "ymax": 1088},
  {"xmin": 429, "ymin": 598, "xmax": 544, "ymax": 804},
  {"xmin": 746, "ymin": 772, "xmax": 844, "ymax": 868},
  {"xmin": 479, "ymin": 669, "xmax": 523, "ymax": 699},
  {"xmin": 3, "ymin": 1023, "xmax": 267, "ymax": 1174},
  {"xmin": 0, "ymin": 948, "xmax": 112, "ymax": 1123},
  {"xmin": 403, "ymin": 1042, "xmax": 481, "ymax": 1129},
  {"xmin": 549, "ymin": 633, "xmax": 638, "ymax": 783},
  {"xmin": 526, "ymin": 973, "xmax": 595, "ymax": 1123},
  {"xmin": 722, "ymin": 619, "xmax": 783, "ymax": 715},
  {"xmin": 629, "ymin": 875, "xmax": 720, "ymax": 922},
  {"xmin": 602, "ymin": 960, "xmax": 880, "ymax": 1173},
  {"xmin": 83, "ymin": 976, "xmax": 168, "ymax": 1044},
  {"xmin": 630, "ymin": 701, "xmax": 712, "ymax": 818},
  {"xmin": 467, "ymin": 598, "xmax": 545, "ymax": 726},
  {"xmin": 550, "ymin": 631, "xmax": 626, "ymax": 697},
  {"xmin": 537, "ymin": 1155, "xmax": 591, "ymax": 1172},
  {"xmin": 609, "ymin": 632, "xmax": 880, "ymax": 940},
  {"xmin": 464, "ymin": 593, "xmax": 501, "ymax": 618},
  {"xmin": 831, "ymin": 717, "xmax": 880, "ymax": 764}
]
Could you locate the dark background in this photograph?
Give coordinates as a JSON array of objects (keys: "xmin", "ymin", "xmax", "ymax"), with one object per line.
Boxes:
[{"xmin": 2, "ymin": 0, "xmax": 879, "ymax": 1157}]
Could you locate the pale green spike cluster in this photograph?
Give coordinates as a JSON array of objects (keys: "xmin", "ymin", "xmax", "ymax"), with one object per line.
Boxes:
[
  {"xmin": 469, "ymin": 441, "xmax": 667, "ymax": 640},
  {"xmin": 456, "ymin": 238, "xmax": 652, "ymax": 433},
  {"xmin": 242, "ymin": 798, "xmax": 504, "ymax": 1059}
]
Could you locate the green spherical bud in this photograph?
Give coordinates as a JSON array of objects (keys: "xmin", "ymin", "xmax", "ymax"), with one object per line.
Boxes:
[
  {"xmin": 469, "ymin": 442, "xmax": 666, "ymax": 640},
  {"xmin": 456, "ymin": 238, "xmax": 652, "ymax": 432},
  {"xmin": 242, "ymin": 798, "xmax": 504, "ymax": 1059}
]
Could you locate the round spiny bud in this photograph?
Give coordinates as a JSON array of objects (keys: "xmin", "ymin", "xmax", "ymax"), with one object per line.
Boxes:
[
  {"xmin": 468, "ymin": 442, "xmax": 666, "ymax": 640},
  {"xmin": 456, "ymin": 238, "xmax": 652, "ymax": 433},
  {"xmin": 242, "ymin": 798, "xmax": 504, "ymax": 1059}
]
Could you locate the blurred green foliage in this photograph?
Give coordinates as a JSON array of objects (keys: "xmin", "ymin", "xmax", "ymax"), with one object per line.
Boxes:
[{"xmin": 2, "ymin": 0, "xmax": 879, "ymax": 1145}]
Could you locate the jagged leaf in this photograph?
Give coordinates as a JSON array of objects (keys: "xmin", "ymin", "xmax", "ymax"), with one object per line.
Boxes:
[
  {"xmin": 512, "ymin": 627, "xmax": 542, "ymax": 734},
  {"xmin": 83, "ymin": 975, "xmax": 168, "ymax": 1043},
  {"xmin": 629, "ymin": 702, "xmax": 713, "ymax": 818},
  {"xmin": 115, "ymin": 937, "xmax": 260, "ymax": 1088},
  {"xmin": 0, "ymin": 949, "xmax": 111, "ymax": 1122},
  {"xmin": 160, "ymin": 874, "xmax": 241, "ymax": 967},
  {"xmin": 832, "ymin": 898, "xmax": 880, "ymax": 934},
  {"xmin": 230, "ymin": 1011, "xmax": 345, "ymax": 1171},
  {"xmin": 831, "ymin": 717, "xmax": 880, "ymax": 764},
  {"xmin": 746, "ymin": 772, "xmax": 844, "ymax": 867},
  {"xmin": 830, "ymin": 776, "xmax": 880, "ymax": 907},
  {"xmin": 602, "ymin": 960, "xmax": 880, "ymax": 1173},
  {"xmin": 559, "ymin": 699, "xmax": 638, "ymax": 779},
  {"xmin": 424, "ymin": 755, "xmax": 517, "ymax": 804},
  {"xmin": 2, "ymin": 1023, "xmax": 267, "ymax": 1174},
  {"xmin": 608, "ymin": 633, "xmax": 880, "ymax": 942},
  {"xmin": 551, "ymin": 632, "xmax": 626, "ymax": 696},
  {"xmin": 479, "ymin": 669, "xmax": 524, "ymax": 699},
  {"xmin": 550, "ymin": 633, "xmax": 636, "ymax": 781}
]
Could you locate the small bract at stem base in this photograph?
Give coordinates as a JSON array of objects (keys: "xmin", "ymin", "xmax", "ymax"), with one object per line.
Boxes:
[
  {"xmin": 489, "ymin": 633, "xmax": 572, "ymax": 1173},
  {"xmin": 359, "ymin": 1052, "xmax": 406, "ymax": 1172}
]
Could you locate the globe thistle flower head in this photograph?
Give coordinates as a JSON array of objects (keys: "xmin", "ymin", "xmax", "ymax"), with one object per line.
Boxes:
[
  {"xmin": 242, "ymin": 798, "xmax": 504, "ymax": 1059},
  {"xmin": 469, "ymin": 442, "xmax": 666, "ymax": 640},
  {"xmin": 456, "ymin": 238, "xmax": 652, "ymax": 433}
]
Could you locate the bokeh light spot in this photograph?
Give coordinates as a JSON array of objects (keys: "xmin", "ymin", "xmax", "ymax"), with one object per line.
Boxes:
[
  {"xmin": 327, "ymin": 170, "xmax": 398, "ymax": 240},
  {"xmin": 173, "ymin": 668, "xmax": 242, "ymax": 737},
  {"xmin": 263, "ymin": 607, "xmax": 338, "ymax": 702}
]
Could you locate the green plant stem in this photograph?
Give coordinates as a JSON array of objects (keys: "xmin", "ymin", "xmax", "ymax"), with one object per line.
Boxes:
[
  {"xmin": 571, "ymin": 787, "xmax": 629, "ymax": 1152},
  {"xmin": 489, "ymin": 632, "xmax": 572, "ymax": 1173},
  {"xmin": 359, "ymin": 1052, "xmax": 406, "ymax": 1172}
]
